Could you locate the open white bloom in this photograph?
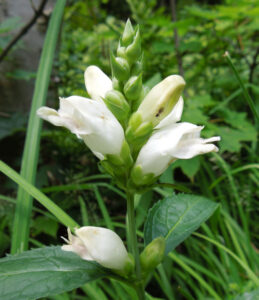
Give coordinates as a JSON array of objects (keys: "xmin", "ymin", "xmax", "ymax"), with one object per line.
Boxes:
[
  {"xmin": 62, "ymin": 227, "xmax": 128, "ymax": 270},
  {"xmin": 135, "ymin": 97, "xmax": 220, "ymax": 177},
  {"xmin": 37, "ymin": 66, "xmax": 124, "ymax": 160}
]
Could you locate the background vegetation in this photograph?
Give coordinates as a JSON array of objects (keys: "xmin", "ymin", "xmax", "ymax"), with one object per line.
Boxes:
[{"xmin": 0, "ymin": 0, "xmax": 258, "ymax": 299}]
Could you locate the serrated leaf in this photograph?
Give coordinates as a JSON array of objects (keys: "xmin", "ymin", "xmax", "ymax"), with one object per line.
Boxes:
[
  {"xmin": 218, "ymin": 126, "xmax": 257, "ymax": 153},
  {"xmin": 144, "ymin": 194, "xmax": 219, "ymax": 254},
  {"xmin": 0, "ymin": 246, "xmax": 109, "ymax": 300}
]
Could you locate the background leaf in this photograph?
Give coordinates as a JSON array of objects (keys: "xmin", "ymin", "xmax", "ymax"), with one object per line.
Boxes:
[
  {"xmin": 144, "ymin": 194, "xmax": 219, "ymax": 254},
  {"xmin": 233, "ymin": 288, "xmax": 259, "ymax": 300},
  {"xmin": 0, "ymin": 246, "xmax": 109, "ymax": 300}
]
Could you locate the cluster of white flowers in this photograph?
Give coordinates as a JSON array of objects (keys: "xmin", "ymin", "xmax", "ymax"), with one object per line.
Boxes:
[
  {"xmin": 38, "ymin": 61, "xmax": 219, "ymax": 270},
  {"xmin": 37, "ymin": 66, "xmax": 220, "ymax": 178}
]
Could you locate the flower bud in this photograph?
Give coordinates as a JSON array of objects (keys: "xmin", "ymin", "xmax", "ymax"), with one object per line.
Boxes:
[
  {"xmin": 137, "ymin": 75, "xmax": 186, "ymax": 127},
  {"xmin": 62, "ymin": 227, "xmax": 128, "ymax": 270},
  {"xmin": 126, "ymin": 28, "xmax": 141, "ymax": 63},
  {"xmin": 140, "ymin": 237, "xmax": 165, "ymax": 273},
  {"xmin": 121, "ymin": 19, "xmax": 135, "ymax": 46},
  {"xmin": 104, "ymin": 90, "xmax": 130, "ymax": 121},
  {"xmin": 123, "ymin": 74, "xmax": 143, "ymax": 101},
  {"xmin": 110, "ymin": 53, "xmax": 130, "ymax": 82},
  {"xmin": 126, "ymin": 112, "xmax": 153, "ymax": 145}
]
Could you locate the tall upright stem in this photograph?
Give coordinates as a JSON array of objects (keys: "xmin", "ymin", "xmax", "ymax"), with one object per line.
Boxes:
[{"xmin": 126, "ymin": 191, "xmax": 145, "ymax": 300}]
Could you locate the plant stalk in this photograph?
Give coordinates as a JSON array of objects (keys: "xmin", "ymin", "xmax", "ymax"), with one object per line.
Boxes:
[{"xmin": 126, "ymin": 192, "xmax": 145, "ymax": 300}]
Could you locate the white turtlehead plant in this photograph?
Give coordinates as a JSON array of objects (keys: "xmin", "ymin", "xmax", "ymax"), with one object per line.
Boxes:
[
  {"xmin": 62, "ymin": 227, "xmax": 128, "ymax": 270},
  {"xmin": 135, "ymin": 82, "xmax": 220, "ymax": 177},
  {"xmin": 37, "ymin": 66, "xmax": 124, "ymax": 160}
]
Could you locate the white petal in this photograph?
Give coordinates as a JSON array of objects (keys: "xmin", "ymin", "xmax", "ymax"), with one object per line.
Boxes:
[
  {"xmin": 155, "ymin": 96, "xmax": 184, "ymax": 129},
  {"xmin": 137, "ymin": 75, "xmax": 185, "ymax": 126},
  {"xmin": 37, "ymin": 106, "xmax": 78, "ymax": 133},
  {"xmin": 38, "ymin": 96, "xmax": 124, "ymax": 159},
  {"xmin": 61, "ymin": 229, "xmax": 92, "ymax": 261},
  {"xmin": 84, "ymin": 66, "xmax": 112, "ymax": 101},
  {"xmin": 136, "ymin": 122, "xmax": 220, "ymax": 176},
  {"xmin": 170, "ymin": 131, "xmax": 221, "ymax": 159},
  {"xmin": 76, "ymin": 226, "xmax": 128, "ymax": 270}
]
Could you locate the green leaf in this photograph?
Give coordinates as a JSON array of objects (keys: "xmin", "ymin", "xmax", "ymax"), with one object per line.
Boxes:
[
  {"xmin": 0, "ymin": 113, "xmax": 27, "ymax": 140},
  {"xmin": 33, "ymin": 216, "xmax": 58, "ymax": 237},
  {"xmin": 217, "ymin": 126, "xmax": 257, "ymax": 153},
  {"xmin": 144, "ymin": 194, "xmax": 219, "ymax": 254},
  {"xmin": 0, "ymin": 246, "xmax": 109, "ymax": 300},
  {"xmin": 233, "ymin": 288, "xmax": 259, "ymax": 300},
  {"xmin": 172, "ymin": 157, "xmax": 201, "ymax": 180}
]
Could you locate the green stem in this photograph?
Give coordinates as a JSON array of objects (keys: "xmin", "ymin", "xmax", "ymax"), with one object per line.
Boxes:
[{"xmin": 126, "ymin": 192, "xmax": 145, "ymax": 300}]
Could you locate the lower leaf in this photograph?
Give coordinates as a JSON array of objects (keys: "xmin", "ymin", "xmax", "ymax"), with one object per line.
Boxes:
[{"xmin": 0, "ymin": 246, "xmax": 109, "ymax": 300}]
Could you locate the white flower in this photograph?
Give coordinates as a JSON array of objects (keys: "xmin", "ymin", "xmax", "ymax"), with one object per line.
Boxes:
[
  {"xmin": 137, "ymin": 75, "xmax": 186, "ymax": 126},
  {"xmin": 37, "ymin": 66, "xmax": 124, "ymax": 160},
  {"xmin": 62, "ymin": 227, "xmax": 128, "ymax": 270},
  {"xmin": 135, "ymin": 97, "xmax": 220, "ymax": 177}
]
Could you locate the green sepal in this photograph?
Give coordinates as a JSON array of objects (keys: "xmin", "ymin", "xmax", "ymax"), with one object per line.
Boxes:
[
  {"xmin": 104, "ymin": 90, "xmax": 130, "ymax": 121},
  {"xmin": 131, "ymin": 60, "xmax": 143, "ymax": 76},
  {"xmin": 126, "ymin": 27, "xmax": 141, "ymax": 63},
  {"xmin": 117, "ymin": 44, "xmax": 127, "ymax": 59},
  {"xmin": 120, "ymin": 140, "xmax": 133, "ymax": 168},
  {"xmin": 140, "ymin": 237, "xmax": 165, "ymax": 274},
  {"xmin": 113, "ymin": 253, "xmax": 135, "ymax": 278},
  {"xmin": 121, "ymin": 19, "xmax": 134, "ymax": 47},
  {"xmin": 124, "ymin": 74, "xmax": 143, "ymax": 101},
  {"xmin": 110, "ymin": 53, "xmax": 130, "ymax": 82},
  {"xmin": 112, "ymin": 77, "xmax": 123, "ymax": 91},
  {"xmin": 130, "ymin": 165, "xmax": 156, "ymax": 186},
  {"xmin": 126, "ymin": 119, "xmax": 153, "ymax": 147}
]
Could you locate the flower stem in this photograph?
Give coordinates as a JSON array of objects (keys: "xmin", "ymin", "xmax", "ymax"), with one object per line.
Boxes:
[{"xmin": 126, "ymin": 191, "xmax": 145, "ymax": 300}]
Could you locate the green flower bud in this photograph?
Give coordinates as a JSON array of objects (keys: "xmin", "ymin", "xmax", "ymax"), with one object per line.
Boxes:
[
  {"xmin": 110, "ymin": 53, "xmax": 130, "ymax": 82},
  {"xmin": 121, "ymin": 19, "xmax": 135, "ymax": 47},
  {"xmin": 126, "ymin": 27, "xmax": 141, "ymax": 63},
  {"xmin": 104, "ymin": 90, "xmax": 130, "ymax": 121},
  {"xmin": 124, "ymin": 74, "xmax": 143, "ymax": 101},
  {"xmin": 140, "ymin": 237, "xmax": 165, "ymax": 272}
]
